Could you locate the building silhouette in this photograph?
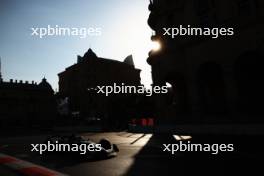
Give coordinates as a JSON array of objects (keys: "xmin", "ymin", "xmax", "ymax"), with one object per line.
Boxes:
[
  {"xmin": 147, "ymin": 0, "xmax": 264, "ymax": 127},
  {"xmin": 58, "ymin": 48, "xmax": 141, "ymax": 129},
  {"xmin": 0, "ymin": 77, "xmax": 56, "ymax": 127},
  {"xmin": 0, "ymin": 58, "xmax": 3, "ymax": 82}
]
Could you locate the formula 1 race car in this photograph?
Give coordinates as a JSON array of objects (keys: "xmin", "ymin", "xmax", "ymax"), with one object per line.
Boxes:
[{"xmin": 43, "ymin": 134, "xmax": 119, "ymax": 159}]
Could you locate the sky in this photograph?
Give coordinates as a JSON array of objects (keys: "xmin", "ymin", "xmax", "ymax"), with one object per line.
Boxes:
[{"xmin": 0, "ymin": 0, "xmax": 154, "ymax": 91}]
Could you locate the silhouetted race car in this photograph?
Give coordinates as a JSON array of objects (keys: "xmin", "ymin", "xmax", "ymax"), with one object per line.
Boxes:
[{"xmin": 43, "ymin": 134, "xmax": 119, "ymax": 159}]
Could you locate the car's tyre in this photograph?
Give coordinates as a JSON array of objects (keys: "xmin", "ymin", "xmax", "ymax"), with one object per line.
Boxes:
[
  {"xmin": 113, "ymin": 144, "xmax": 119, "ymax": 152},
  {"xmin": 99, "ymin": 139, "xmax": 112, "ymax": 150}
]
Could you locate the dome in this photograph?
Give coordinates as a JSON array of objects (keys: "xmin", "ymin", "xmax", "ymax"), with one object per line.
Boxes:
[{"xmin": 38, "ymin": 77, "xmax": 54, "ymax": 92}]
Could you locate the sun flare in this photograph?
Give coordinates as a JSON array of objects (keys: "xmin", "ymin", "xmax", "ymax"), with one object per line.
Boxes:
[{"xmin": 151, "ymin": 41, "xmax": 161, "ymax": 51}]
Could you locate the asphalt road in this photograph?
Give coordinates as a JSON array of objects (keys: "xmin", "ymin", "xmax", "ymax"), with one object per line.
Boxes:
[{"xmin": 0, "ymin": 132, "xmax": 263, "ymax": 176}]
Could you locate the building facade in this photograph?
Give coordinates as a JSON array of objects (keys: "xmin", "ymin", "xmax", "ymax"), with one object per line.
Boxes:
[
  {"xmin": 0, "ymin": 78, "xmax": 56, "ymax": 127},
  {"xmin": 147, "ymin": 0, "xmax": 264, "ymax": 125},
  {"xmin": 58, "ymin": 48, "xmax": 141, "ymax": 129}
]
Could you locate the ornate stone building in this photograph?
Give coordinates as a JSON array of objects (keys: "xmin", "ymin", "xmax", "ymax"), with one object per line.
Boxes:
[
  {"xmin": 58, "ymin": 48, "xmax": 141, "ymax": 129},
  {"xmin": 147, "ymin": 0, "xmax": 264, "ymax": 126},
  {"xmin": 0, "ymin": 78, "xmax": 56, "ymax": 127}
]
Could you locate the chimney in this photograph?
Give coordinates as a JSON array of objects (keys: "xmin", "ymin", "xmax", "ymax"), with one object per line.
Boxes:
[{"xmin": 10, "ymin": 79, "xmax": 13, "ymax": 83}]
